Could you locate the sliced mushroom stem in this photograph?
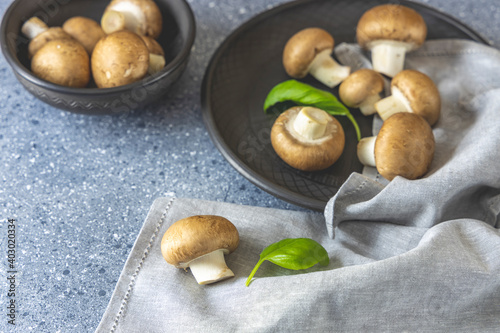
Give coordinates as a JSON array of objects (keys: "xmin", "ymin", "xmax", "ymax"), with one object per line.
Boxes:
[
  {"xmin": 148, "ymin": 53, "xmax": 166, "ymax": 75},
  {"xmin": 101, "ymin": 10, "xmax": 126, "ymax": 34},
  {"xmin": 308, "ymin": 49, "xmax": 351, "ymax": 88},
  {"xmin": 358, "ymin": 93, "xmax": 381, "ymax": 116},
  {"xmin": 21, "ymin": 17, "xmax": 49, "ymax": 39},
  {"xmin": 357, "ymin": 136, "xmax": 377, "ymax": 167},
  {"xmin": 375, "ymin": 86, "xmax": 411, "ymax": 121},
  {"xmin": 188, "ymin": 249, "xmax": 234, "ymax": 285},
  {"xmin": 292, "ymin": 107, "xmax": 329, "ymax": 140},
  {"xmin": 370, "ymin": 40, "xmax": 413, "ymax": 77}
]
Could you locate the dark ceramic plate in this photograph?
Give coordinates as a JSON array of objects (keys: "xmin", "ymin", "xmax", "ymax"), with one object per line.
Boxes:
[
  {"xmin": 201, "ymin": 0, "xmax": 488, "ymax": 211},
  {"xmin": 1, "ymin": 0, "xmax": 195, "ymax": 114}
]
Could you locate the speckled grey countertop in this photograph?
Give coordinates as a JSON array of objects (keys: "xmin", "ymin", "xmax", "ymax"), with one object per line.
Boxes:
[{"xmin": 0, "ymin": 0, "xmax": 498, "ymax": 332}]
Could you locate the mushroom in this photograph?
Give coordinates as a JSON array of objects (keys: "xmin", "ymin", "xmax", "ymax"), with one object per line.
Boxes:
[
  {"xmin": 374, "ymin": 69, "xmax": 441, "ymax": 126},
  {"xmin": 62, "ymin": 16, "xmax": 106, "ymax": 54},
  {"xmin": 282, "ymin": 27, "xmax": 350, "ymax": 88},
  {"xmin": 21, "ymin": 17, "xmax": 73, "ymax": 58},
  {"xmin": 161, "ymin": 215, "xmax": 240, "ymax": 285},
  {"xmin": 31, "ymin": 39, "xmax": 90, "ymax": 88},
  {"xmin": 356, "ymin": 4, "xmax": 427, "ymax": 77},
  {"xmin": 270, "ymin": 106, "xmax": 345, "ymax": 171},
  {"xmin": 357, "ymin": 112, "xmax": 435, "ymax": 181},
  {"xmin": 101, "ymin": 0, "xmax": 163, "ymax": 39},
  {"xmin": 339, "ymin": 69, "xmax": 385, "ymax": 116},
  {"xmin": 140, "ymin": 35, "xmax": 166, "ymax": 75},
  {"xmin": 91, "ymin": 30, "xmax": 149, "ymax": 88}
]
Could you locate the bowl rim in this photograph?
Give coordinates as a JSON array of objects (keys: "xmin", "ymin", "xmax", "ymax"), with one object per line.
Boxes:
[{"xmin": 0, "ymin": 0, "xmax": 196, "ymax": 95}]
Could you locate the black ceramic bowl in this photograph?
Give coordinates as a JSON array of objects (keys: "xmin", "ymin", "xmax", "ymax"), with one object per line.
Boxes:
[{"xmin": 0, "ymin": 0, "xmax": 195, "ymax": 114}]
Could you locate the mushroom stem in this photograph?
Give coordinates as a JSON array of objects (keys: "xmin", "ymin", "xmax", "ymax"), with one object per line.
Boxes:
[
  {"xmin": 358, "ymin": 93, "xmax": 381, "ymax": 116},
  {"xmin": 370, "ymin": 40, "xmax": 413, "ymax": 77},
  {"xmin": 188, "ymin": 249, "xmax": 234, "ymax": 285},
  {"xmin": 101, "ymin": 10, "xmax": 126, "ymax": 34},
  {"xmin": 148, "ymin": 53, "xmax": 166, "ymax": 75},
  {"xmin": 308, "ymin": 49, "xmax": 351, "ymax": 88},
  {"xmin": 375, "ymin": 86, "xmax": 411, "ymax": 121},
  {"xmin": 357, "ymin": 136, "xmax": 377, "ymax": 167},
  {"xmin": 292, "ymin": 107, "xmax": 329, "ymax": 140},
  {"xmin": 21, "ymin": 17, "xmax": 48, "ymax": 39}
]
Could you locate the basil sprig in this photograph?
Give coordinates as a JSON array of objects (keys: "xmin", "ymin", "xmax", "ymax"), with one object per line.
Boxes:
[
  {"xmin": 245, "ymin": 238, "xmax": 329, "ymax": 287},
  {"xmin": 263, "ymin": 80, "xmax": 361, "ymax": 141}
]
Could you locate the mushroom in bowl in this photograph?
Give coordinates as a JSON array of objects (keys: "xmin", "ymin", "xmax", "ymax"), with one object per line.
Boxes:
[{"xmin": 339, "ymin": 68, "xmax": 385, "ymax": 116}]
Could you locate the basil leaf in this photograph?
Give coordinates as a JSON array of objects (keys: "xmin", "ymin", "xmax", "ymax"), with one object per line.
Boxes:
[
  {"xmin": 263, "ymin": 80, "xmax": 361, "ymax": 140},
  {"xmin": 245, "ymin": 238, "xmax": 329, "ymax": 287}
]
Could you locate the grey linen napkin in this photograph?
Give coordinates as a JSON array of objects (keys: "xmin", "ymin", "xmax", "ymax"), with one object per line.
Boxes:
[{"xmin": 96, "ymin": 40, "xmax": 500, "ymax": 333}]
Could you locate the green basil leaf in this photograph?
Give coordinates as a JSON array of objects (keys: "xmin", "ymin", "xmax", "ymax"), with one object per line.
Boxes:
[{"xmin": 245, "ymin": 238, "xmax": 329, "ymax": 287}]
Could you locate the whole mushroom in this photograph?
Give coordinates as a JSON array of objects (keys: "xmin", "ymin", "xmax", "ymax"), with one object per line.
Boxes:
[
  {"xmin": 356, "ymin": 4, "xmax": 427, "ymax": 77},
  {"xmin": 357, "ymin": 112, "xmax": 435, "ymax": 181},
  {"xmin": 140, "ymin": 35, "xmax": 166, "ymax": 75},
  {"xmin": 374, "ymin": 69, "xmax": 441, "ymax": 126},
  {"xmin": 283, "ymin": 27, "xmax": 350, "ymax": 88},
  {"xmin": 271, "ymin": 106, "xmax": 345, "ymax": 171},
  {"xmin": 91, "ymin": 30, "xmax": 149, "ymax": 88},
  {"xmin": 161, "ymin": 215, "xmax": 240, "ymax": 285},
  {"xmin": 101, "ymin": 0, "xmax": 163, "ymax": 39},
  {"xmin": 339, "ymin": 69, "xmax": 385, "ymax": 116},
  {"xmin": 31, "ymin": 39, "xmax": 90, "ymax": 88},
  {"xmin": 62, "ymin": 16, "xmax": 106, "ymax": 55},
  {"xmin": 21, "ymin": 17, "xmax": 73, "ymax": 58}
]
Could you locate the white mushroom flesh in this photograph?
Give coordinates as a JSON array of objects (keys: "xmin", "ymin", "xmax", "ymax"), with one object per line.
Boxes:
[
  {"xmin": 308, "ymin": 49, "xmax": 351, "ymax": 88},
  {"xmin": 292, "ymin": 107, "xmax": 330, "ymax": 140},
  {"xmin": 357, "ymin": 136, "xmax": 377, "ymax": 167},
  {"xmin": 21, "ymin": 17, "xmax": 48, "ymax": 39},
  {"xmin": 106, "ymin": 1, "xmax": 146, "ymax": 35},
  {"xmin": 186, "ymin": 249, "xmax": 234, "ymax": 285},
  {"xmin": 375, "ymin": 86, "xmax": 412, "ymax": 121},
  {"xmin": 358, "ymin": 93, "xmax": 381, "ymax": 116},
  {"xmin": 369, "ymin": 40, "xmax": 414, "ymax": 77},
  {"xmin": 148, "ymin": 53, "xmax": 166, "ymax": 75}
]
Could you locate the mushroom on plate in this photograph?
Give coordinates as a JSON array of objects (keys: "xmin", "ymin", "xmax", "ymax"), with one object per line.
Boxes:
[
  {"xmin": 357, "ymin": 112, "xmax": 435, "ymax": 181},
  {"xmin": 62, "ymin": 16, "xmax": 106, "ymax": 54},
  {"xmin": 140, "ymin": 35, "xmax": 166, "ymax": 75},
  {"xmin": 21, "ymin": 17, "xmax": 73, "ymax": 58},
  {"xmin": 271, "ymin": 106, "xmax": 345, "ymax": 171},
  {"xmin": 283, "ymin": 28, "xmax": 350, "ymax": 88},
  {"xmin": 339, "ymin": 69, "xmax": 385, "ymax": 116},
  {"xmin": 101, "ymin": 0, "xmax": 163, "ymax": 39},
  {"xmin": 374, "ymin": 69, "xmax": 441, "ymax": 126},
  {"xmin": 31, "ymin": 39, "xmax": 90, "ymax": 88},
  {"xmin": 356, "ymin": 4, "xmax": 427, "ymax": 77},
  {"xmin": 161, "ymin": 215, "xmax": 240, "ymax": 285},
  {"xmin": 91, "ymin": 30, "xmax": 149, "ymax": 88}
]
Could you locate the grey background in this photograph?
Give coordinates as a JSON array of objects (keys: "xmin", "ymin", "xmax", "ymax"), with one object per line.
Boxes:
[{"xmin": 0, "ymin": 0, "xmax": 499, "ymax": 332}]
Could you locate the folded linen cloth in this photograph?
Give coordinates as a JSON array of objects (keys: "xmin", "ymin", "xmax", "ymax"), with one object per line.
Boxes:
[{"xmin": 96, "ymin": 39, "xmax": 500, "ymax": 332}]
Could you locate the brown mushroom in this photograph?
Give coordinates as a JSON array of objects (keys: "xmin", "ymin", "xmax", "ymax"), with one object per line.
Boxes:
[
  {"xmin": 31, "ymin": 39, "xmax": 90, "ymax": 88},
  {"xmin": 62, "ymin": 16, "xmax": 106, "ymax": 54},
  {"xmin": 101, "ymin": 0, "xmax": 163, "ymax": 39},
  {"xmin": 374, "ymin": 69, "xmax": 441, "ymax": 126},
  {"xmin": 270, "ymin": 106, "xmax": 345, "ymax": 171},
  {"xmin": 21, "ymin": 17, "xmax": 73, "ymax": 58},
  {"xmin": 356, "ymin": 4, "xmax": 427, "ymax": 77},
  {"xmin": 140, "ymin": 35, "xmax": 166, "ymax": 75},
  {"xmin": 91, "ymin": 30, "xmax": 149, "ymax": 88},
  {"xmin": 283, "ymin": 28, "xmax": 350, "ymax": 88},
  {"xmin": 161, "ymin": 215, "xmax": 240, "ymax": 285},
  {"xmin": 339, "ymin": 69, "xmax": 385, "ymax": 116},
  {"xmin": 357, "ymin": 112, "xmax": 435, "ymax": 181}
]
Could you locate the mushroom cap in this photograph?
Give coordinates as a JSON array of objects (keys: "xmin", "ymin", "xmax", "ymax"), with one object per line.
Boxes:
[
  {"xmin": 140, "ymin": 35, "xmax": 165, "ymax": 56},
  {"xmin": 161, "ymin": 215, "xmax": 240, "ymax": 268},
  {"xmin": 339, "ymin": 69, "xmax": 385, "ymax": 107},
  {"xmin": 91, "ymin": 30, "xmax": 149, "ymax": 88},
  {"xmin": 270, "ymin": 106, "xmax": 345, "ymax": 171},
  {"xmin": 105, "ymin": 0, "xmax": 163, "ymax": 39},
  {"xmin": 391, "ymin": 69, "xmax": 441, "ymax": 126},
  {"xmin": 283, "ymin": 27, "xmax": 334, "ymax": 78},
  {"xmin": 356, "ymin": 4, "xmax": 427, "ymax": 49},
  {"xmin": 375, "ymin": 112, "xmax": 435, "ymax": 181},
  {"xmin": 62, "ymin": 16, "xmax": 106, "ymax": 54},
  {"xmin": 28, "ymin": 27, "xmax": 73, "ymax": 58},
  {"xmin": 31, "ymin": 39, "xmax": 90, "ymax": 88}
]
